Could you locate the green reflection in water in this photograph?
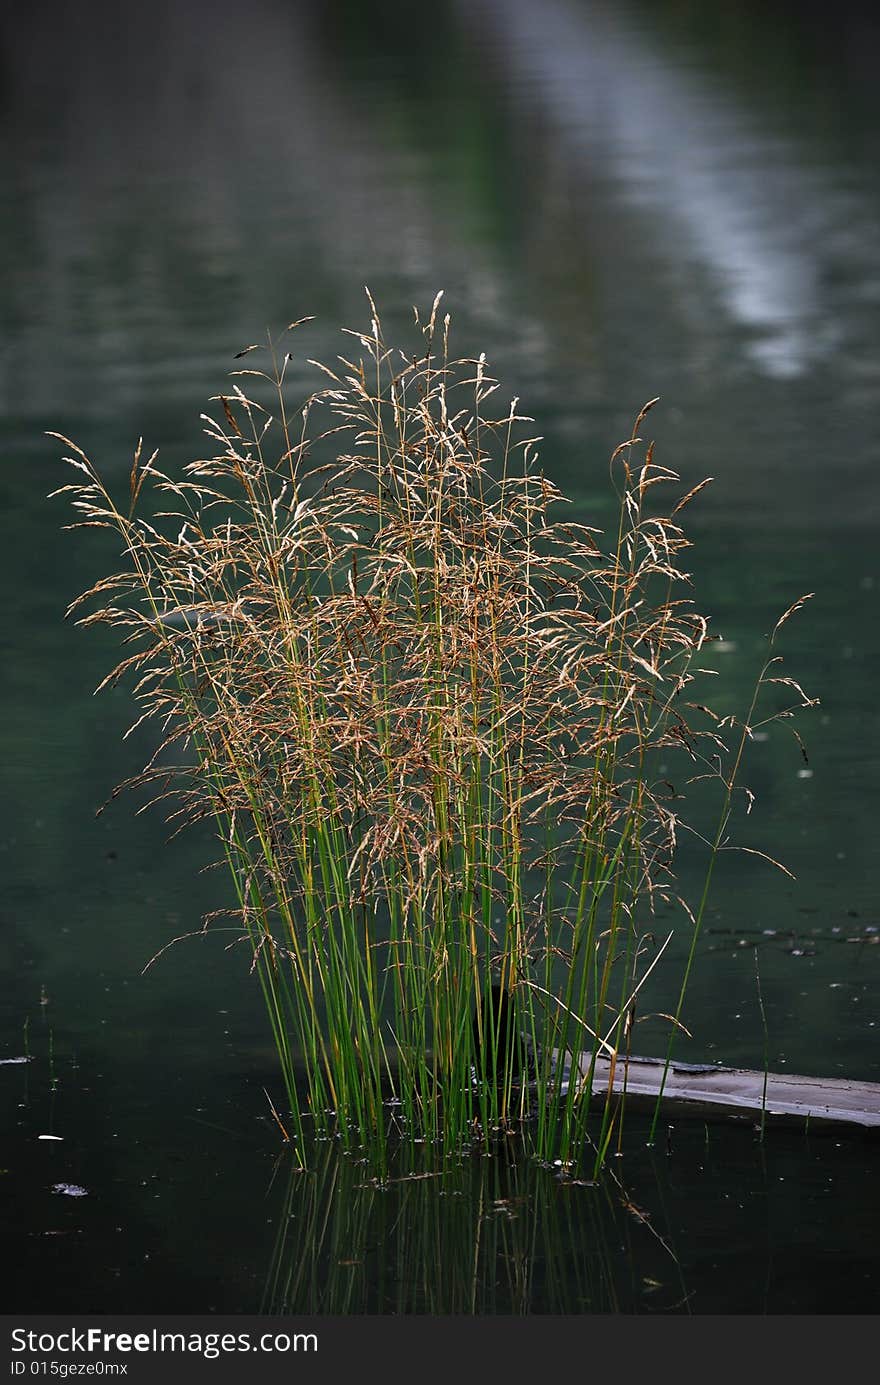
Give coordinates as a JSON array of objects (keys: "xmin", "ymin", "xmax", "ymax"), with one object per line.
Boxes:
[{"xmin": 262, "ymin": 1135, "xmax": 686, "ymax": 1314}]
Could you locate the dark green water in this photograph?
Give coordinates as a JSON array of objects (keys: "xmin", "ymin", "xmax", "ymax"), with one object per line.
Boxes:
[{"xmin": 2, "ymin": 0, "xmax": 878, "ymax": 1313}]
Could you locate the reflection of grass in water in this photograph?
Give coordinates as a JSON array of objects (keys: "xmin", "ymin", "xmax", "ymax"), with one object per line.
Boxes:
[
  {"xmin": 262, "ymin": 1135, "xmax": 686, "ymax": 1314},
  {"xmin": 14, "ymin": 1010, "xmax": 57, "ymax": 1117},
  {"xmin": 56, "ymin": 294, "xmax": 814, "ymax": 1168}
]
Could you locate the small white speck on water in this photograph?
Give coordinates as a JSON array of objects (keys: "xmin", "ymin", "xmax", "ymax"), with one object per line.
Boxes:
[{"xmin": 797, "ymin": 768, "xmax": 813, "ymax": 779}]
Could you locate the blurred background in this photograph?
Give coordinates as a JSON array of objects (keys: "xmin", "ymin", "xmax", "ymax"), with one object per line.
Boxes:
[{"xmin": 1, "ymin": 0, "xmax": 878, "ymax": 1312}]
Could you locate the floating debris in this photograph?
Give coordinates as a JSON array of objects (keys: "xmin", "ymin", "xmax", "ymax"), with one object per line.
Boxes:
[
  {"xmin": 52, "ymin": 1183, "xmax": 88, "ymax": 1198},
  {"xmin": 0, "ymin": 1056, "xmax": 32, "ymax": 1066},
  {"xmin": 564, "ymin": 1051, "xmax": 880, "ymax": 1129},
  {"xmin": 38, "ymin": 1135, "xmax": 63, "ymax": 1142}
]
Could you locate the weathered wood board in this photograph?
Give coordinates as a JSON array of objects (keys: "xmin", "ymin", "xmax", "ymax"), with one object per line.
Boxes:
[{"xmin": 563, "ymin": 1053, "xmax": 880, "ymax": 1130}]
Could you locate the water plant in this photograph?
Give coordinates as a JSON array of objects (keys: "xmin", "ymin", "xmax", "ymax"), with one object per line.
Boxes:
[{"xmin": 51, "ymin": 293, "xmax": 814, "ymax": 1167}]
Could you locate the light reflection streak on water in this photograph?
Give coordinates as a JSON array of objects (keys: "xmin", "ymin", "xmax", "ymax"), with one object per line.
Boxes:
[{"xmin": 460, "ymin": 0, "xmax": 878, "ymax": 379}]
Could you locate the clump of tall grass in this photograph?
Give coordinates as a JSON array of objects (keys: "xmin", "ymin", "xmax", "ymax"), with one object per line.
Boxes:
[{"xmin": 52, "ymin": 294, "xmax": 814, "ymax": 1167}]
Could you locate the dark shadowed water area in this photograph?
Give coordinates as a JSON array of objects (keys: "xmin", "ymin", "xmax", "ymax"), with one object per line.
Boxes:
[{"xmin": 1, "ymin": 0, "xmax": 878, "ymax": 1314}]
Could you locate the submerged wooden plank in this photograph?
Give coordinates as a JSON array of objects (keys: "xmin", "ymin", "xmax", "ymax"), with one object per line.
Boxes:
[{"xmin": 562, "ymin": 1053, "xmax": 880, "ymax": 1130}]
